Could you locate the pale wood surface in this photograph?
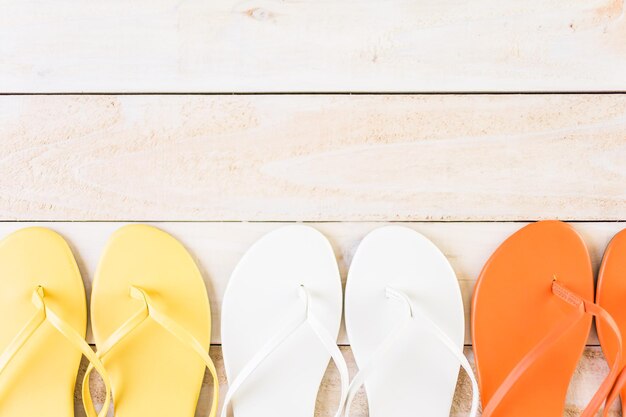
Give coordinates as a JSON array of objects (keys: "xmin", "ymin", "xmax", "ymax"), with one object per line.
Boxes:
[
  {"xmin": 1, "ymin": 221, "xmax": 622, "ymax": 345},
  {"xmin": 3, "ymin": 1, "xmax": 625, "ymax": 413},
  {"xmin": 3, "ymin": 95, "xmax": 626, "ymax": 221},
  {"xmin": 2, "ymin": 0, "xmax": 626, "ymax": 93},
  {"xmin": 75, "ymin": 346, "xmax": 620, "ymax": 417}
]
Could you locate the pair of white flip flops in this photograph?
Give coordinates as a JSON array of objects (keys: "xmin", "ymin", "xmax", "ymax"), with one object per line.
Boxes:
[{"xmin": 221, "ymin": 225, "xmax": 479, "ymax": 417}]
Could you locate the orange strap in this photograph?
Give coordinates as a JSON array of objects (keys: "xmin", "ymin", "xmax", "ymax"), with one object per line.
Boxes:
[
  {"xmin": 580, "ymin": 292, "xmax": 623, "ymax": 417},
  {"xmin": 481, "ymin": 281, "xmax": 623, "ymax": 417},
  {"xmin": 603, "ymin": 345, "xmax": 626, "ymax": 413}
]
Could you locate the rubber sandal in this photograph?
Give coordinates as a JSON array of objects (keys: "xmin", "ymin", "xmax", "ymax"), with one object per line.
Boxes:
[
  {"xmin": 221, "ymin": 225, "xmax": 348, "ymax": 417},
  {"xmin": 596, "ymin": 228, "xmax": 626, "ymax": 414},
  {"xmin": 82, "ymin": 224, "xmax": 219, "ymax": 417},
  {"xmin": 0, "ymin": 227, "xmax": 111, "ymax": 417},
  {"xmin": 472, "ymin": 220, "xmax": 623, "ymax": 417},
  {"xmin": 343, "ymin": 226, "xmax": 478, "ymax": 417}
]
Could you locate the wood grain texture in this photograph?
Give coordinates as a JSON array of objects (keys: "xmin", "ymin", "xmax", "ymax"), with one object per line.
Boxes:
[
  {"xmin": 1, "ymin": 0, "xmax": 626, "ymax": 92},
  {"xmin": 3, "ymin": 95, "xmax": 626, "ymax": 221},
  {"xmin": 75, "ymin": 346, "xmax": 621, "ymax": 417},
  {"xmin": 1, "ymin": 221, "xmax": 622, "ymax": 345}
]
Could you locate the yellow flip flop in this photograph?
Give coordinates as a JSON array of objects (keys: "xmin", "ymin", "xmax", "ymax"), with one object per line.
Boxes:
[
  {"xmin": 0, "ymin": 227, "xmax": 110, "ymax": 417},
  {"xmin": 82, "ymin": 224, "xmax": 219, "ymax": 417}
]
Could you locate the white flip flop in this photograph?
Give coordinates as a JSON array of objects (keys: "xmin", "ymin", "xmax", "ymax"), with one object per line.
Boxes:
[
  {"xmin": 343, "ymin": 226, "xmax": 478, "ymax": 417},
  {"xmin": 221, "ymin": 225, "xmax": 349, "ymax": 417}
]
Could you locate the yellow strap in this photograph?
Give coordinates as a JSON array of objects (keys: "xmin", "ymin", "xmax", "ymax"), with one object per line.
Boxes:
[
  {"xmin": 82, "ymin": 286, "xmax": 219, "ymax": 417},
  {"xmin": 0, "ymin": 287, "xmax": 111, "ymax": 417},
  {"xmin": 0, "ymin": 293, "xmax": 46, "ymax": 378}
]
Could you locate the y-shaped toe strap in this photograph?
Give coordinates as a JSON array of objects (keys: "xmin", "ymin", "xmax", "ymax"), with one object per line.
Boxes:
[
  {"xmin": 481, "ymin": 281, "xmax": 623, "ymax": 417},
  {"xmin": 82, "ymin": 286, "xmax": 219, "ymax": 417},
  {"xmin": 0, "ymin": 286, "xmax": 111, "ymax": 417},
  {"xmin": 221, "ymin": 285, "xmax": 349, "ymax": 417},
  {"xmin": 341, "ymin": 287, "xmax": 479, "ymax": 417}
]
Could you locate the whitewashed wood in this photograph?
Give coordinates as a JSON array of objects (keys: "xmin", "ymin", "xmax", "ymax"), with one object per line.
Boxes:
[
  {"xmin": 75, "ymin": 346, "xmax": 620, "ymax": 417},
  {"xmin": 1, "ymin": 221, "xmax": 622, "ymax": 345},
  {"xmin": 3, "ymin": 95, "xmax": 626, "ymax": 221},
  {"xmin": 2, "ymin": 0, "xmax": 626, "ymax": 92}
]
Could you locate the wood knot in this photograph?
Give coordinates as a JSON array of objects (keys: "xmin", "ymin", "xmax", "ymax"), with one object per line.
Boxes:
[{"xmin": 245, "ymin": 7, "xmax": 273, "ymax": 21}]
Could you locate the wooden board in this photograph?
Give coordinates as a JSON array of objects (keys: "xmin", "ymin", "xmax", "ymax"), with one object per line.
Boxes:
[
  {"xmin": 4, "ymin": 1, "xmax": 625, "ymax": 413},
  {"xmin": 3, "ymin": 94, "xmax": 626, "ymax": 221},
  {"xmin": 76, "ymin": 346, "xmax": 619, "ymax": 417},
  {"xmin": 2, "ymin": 0, "xmax": 626, "ymax": 93},
  {"xmin": 1, "ymin": 220, "xmax": 621, "ymax": 345}
]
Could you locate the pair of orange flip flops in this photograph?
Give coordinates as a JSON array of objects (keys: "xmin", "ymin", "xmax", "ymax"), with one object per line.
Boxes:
[{"xmin": 472, "ymin": 220, "xmax": 626, "ymax": 416}]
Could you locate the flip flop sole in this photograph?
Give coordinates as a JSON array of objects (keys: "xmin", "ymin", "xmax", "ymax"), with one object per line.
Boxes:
[
  {"xmin": 472, "ymin": 221, "xmax": 593, "ymax": 417},
  {"xmin": 221, "ymin": 225, "xmax": 343, "ymax": 417},
  {"xmin": 345, "ymin": 226, "xmax": 464, "ymax": 417},
  {"xmin": 596, "ymin": 228, "xmax": 626, "ymax": 413},
  {"xmin": 0, "ymin": 227, "xmax": 86, "ymax": 417},
  {"xmin": 91, "ymin": 225, "xmax": 211, "ymax": 417}
]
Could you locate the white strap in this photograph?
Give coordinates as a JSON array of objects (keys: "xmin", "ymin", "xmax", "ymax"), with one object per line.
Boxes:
[
  {"xmin": 342, "ymin": 287, "xmax": 479, "ymax": 417},
  {"xmin": 221, "ymin": 285, "xmax": 349, "ymax": 417}
]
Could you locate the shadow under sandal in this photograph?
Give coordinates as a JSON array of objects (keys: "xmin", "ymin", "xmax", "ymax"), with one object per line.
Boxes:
[
  {"xmin": 472, "ymin": 221, "xmax": 623, "ymax": 417},
  {"xmin": 82, "ymin": 224, "xmax": 219, "ymax": 417},
  {"xmin": 0, "ymin": 227, "xmax": 111, "ymax": 417}
]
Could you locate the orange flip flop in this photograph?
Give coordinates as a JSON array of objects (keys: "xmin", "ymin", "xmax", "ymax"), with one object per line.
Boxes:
[
  {"xmin": 472, "ymin": 221, "xmax": 623, "ymax": 417},
  {"xmin": 597, "ymin": 228, "xmax": 626, "ymax": 414}
]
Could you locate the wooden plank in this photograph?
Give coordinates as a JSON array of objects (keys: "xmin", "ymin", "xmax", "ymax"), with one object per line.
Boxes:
[
  {"xmin": 0, "ymin": 221, "xmax": 622, "ymax": 345},
  {"xmin": 3, "ymin": 95, "xmax": 626, "ymax": 221},
  {"xmin": 76, "ymin": 346, "xmax": 619, "ymax": 416},
  {"xmin": 2, "ymin": 1, "xmax": 626, "ymax": 93}
]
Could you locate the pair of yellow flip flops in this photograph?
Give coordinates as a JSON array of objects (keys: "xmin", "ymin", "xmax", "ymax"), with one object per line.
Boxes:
[{"xmin": 0, "ymin": 225, "xmax": 218, "ymax": 417}]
